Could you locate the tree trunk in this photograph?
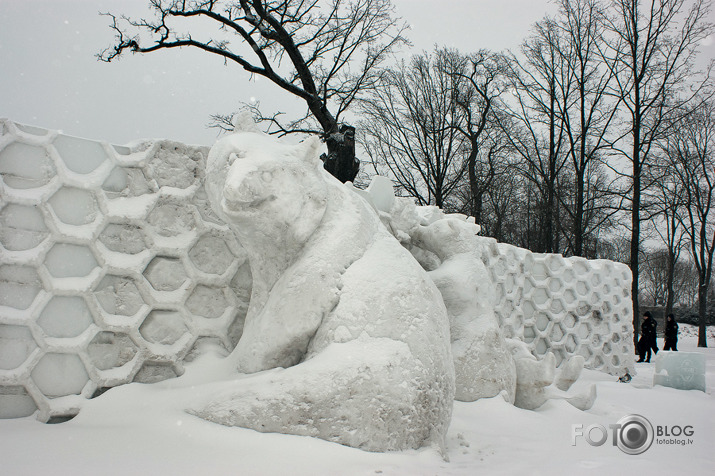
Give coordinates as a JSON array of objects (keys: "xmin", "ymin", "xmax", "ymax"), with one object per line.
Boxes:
[
  {"xmin": 574, "ymin": 168, "xmax": 585, "ymax": 257},
  {"xmin": 321, "ymin": 124, "xmax": 359, "ymax": 183},
  {"xmin": 665, "ymin": 247, "xmax": 675, "ymax": 317},
  {"xmin": 631, "ymin": 140, "xmax": 641, "ymax": 347},
  {"xmin": 698, "ymin": 280, "xmax": 708, "ymax": 347}
]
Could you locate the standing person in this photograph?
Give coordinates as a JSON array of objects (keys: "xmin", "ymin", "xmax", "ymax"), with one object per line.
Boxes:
[
  {"xmin": 663, "ymin": 313, "xmax": 679, "ymax": 351},
  {"xmin": 637, "ymin": 311, "xmax": 658, "ymax": 362}
]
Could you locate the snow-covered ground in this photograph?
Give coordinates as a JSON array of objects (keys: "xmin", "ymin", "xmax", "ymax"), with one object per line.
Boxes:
[{"xmin": 2, "ymin": 324, "xmax": 713, "ymax": 476}]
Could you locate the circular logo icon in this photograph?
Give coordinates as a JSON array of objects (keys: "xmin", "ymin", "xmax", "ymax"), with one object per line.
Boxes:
[{"xmin": 616, "ymin": 414, "xmax": 654, "ymax": 455}]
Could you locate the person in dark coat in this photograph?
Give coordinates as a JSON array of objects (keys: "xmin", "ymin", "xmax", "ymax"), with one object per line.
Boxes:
[
  {"xmin": 663, "ymin": 313, "xmax": 679, "ymax": 351},
  {"xmin": 637, "ymin": 311, "xmax": 658, "ymax": 362}
]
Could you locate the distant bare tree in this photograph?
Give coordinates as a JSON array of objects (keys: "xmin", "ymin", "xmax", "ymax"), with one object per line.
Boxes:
[
  {"xmin": 602, "ymin": 0, "xmax": 713, "ymax": 340},
  {"xmin": 98, "ymin": 0, "xmax": 407, "ymax": 183},
  {"xmin": 360, "ymin": 49, "xmax": 467, "ymax": 208},
  {"xmin": 666, "ymin": 97, "xmax": 715, "ymax": 347},
  {"xmin": 502, "ymin": 18, "xmax": 570, "ymax": 253},
  {"xmin": 556, "ymin": 0, "xmax": 620, "ymax": 256},
  {"xmin": 451, "ymin": 50, "xmax": 512, "ymax": 224}
]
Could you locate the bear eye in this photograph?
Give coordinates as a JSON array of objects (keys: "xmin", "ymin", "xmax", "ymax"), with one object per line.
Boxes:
[{"xmin": 261, "ymin": 171, "xmax": 273, "ymax": 183}]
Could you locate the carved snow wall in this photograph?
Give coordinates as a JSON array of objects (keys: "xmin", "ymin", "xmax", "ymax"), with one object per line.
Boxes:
[
  {"xmin": 0, "ymin": 120, "xmax": 634, "ymax": 421},
  {"xmin": 0, "ymin": 120, "xmax": 251, "ymax": 421},
  {"xmin": 481, "ymin": 238, "xmax": 635, "ymax": 376}
]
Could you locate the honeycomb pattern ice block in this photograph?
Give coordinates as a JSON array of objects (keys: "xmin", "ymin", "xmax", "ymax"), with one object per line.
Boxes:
[
  {"xmin": 480, "ymin": 238, "xmax": 635, "ymax": 376},
  {"xmin": 0, "ymin": 120, "xmax": 250, "ymax": 421}
]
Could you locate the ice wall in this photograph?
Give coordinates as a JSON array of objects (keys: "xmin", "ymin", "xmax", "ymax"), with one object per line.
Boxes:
[
  {"xmin": 0, "ymin": 120, "xmax": 250, "ymax": 421},
  {"xmin": 481, "ymin": 239, "xmax": 634, "ymax": 376}
]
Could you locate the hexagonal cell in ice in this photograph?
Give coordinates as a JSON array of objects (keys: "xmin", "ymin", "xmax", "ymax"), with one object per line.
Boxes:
[
  {"xmin": 94, "ymin": 275, "xmax": 145, "ymax": 316},
  {"xmin": 0, "ymin": 324, "xmax": 37, "ymax": 370},
  {"xmin": 523, "ymin": 325, "xmax": 537, "ymax": 343},
  {"xmin": 535, "ymin": 312, "xmax": 550, "ymax": 332},
  {"xmin": 133, "ymin": 362, "xmax": 179, "ymax": 384},
  {"xmin": 550, "ymin": 298, "xmax": 564, "ymax": 314},
  {"xmin": 102, "ymin": 167, "xmax": 154, "ymax": 197},
  {"xmin": 146, "ymin": 200, "xmax": 196, "ymax": 237},
  {"xmin": 47, "ymin": 187, "xmax": 99, "ymax": 226},
  {"xmin": 143, "ymin": 257, "xmax": 188, "ymax": 291},
  {"xmin": 186, "ymin": 285, "xmax": 229, "ymax": 318},
  {"xmin": 563, "ymin": 289, "xmax": 577, "ymax": 305},
  {"xmin": 561, "ymin": 267, "xmax": 575, "ymax": 283},
  {"xmin": 522, "ymin": 301, "xmax": 536, "ymax": 319},
  {"xmin": 492, "ymin": 256, "xmax": 507, "ymax": 278},
  {"xmin": 189, "ymin": 234, "xmax": 235, "ymax": 275},
  {"xmin": 572, "ymin": 259, "xmax": 589, "ymax": 276},
  {"xmin": 565, "ymin": 334, "xmax": 578, "ymax": 353},
  {"xmin": 139, "ymin": 310, "xmax": 188, "ymax": 345},
  {"xmin": 575, "ymin": 301, "xmax": 590, "ymax": 317},
  {"xmin": 563, "ymin": 312, "xmax": 577, "ymax": 329},
  {"xmin": 0, "ymin": 265, "xmax": 42, "ymax": 310},
  {"xmin": 532, "ymin": 287, "xmax": 549, "ymax": 306},
  {"xmin": 194, "ymin": 188, "xmax": 223, "ymax": 225},
  {"xmin": 87, "ymin": 331, "xmax": 138, "ymax": 370},
  {"xmin": 230, "ymin": 261, "xmax": 252, "ymax": 303},
  {"xmin": 548, "ymin": 277, "xmax": 563, "ymax": 294},
  {"xmin": 545, "ymin": 254, "xmax": 565, "ymax": 273},
  {"xmin": 531, "ymin": 261, "xmax": 549, "ymax": 280},
  {"xmin": 37, "ymin": 296, "xmax": 94, "ymax": 338},
  {"xmin": 31, "ymin": 353, "xmax": 89, "ymax": 397},
  {"xmin": 578, "ymin": 345, "xmax": 593, "ymax": 361},
  {"xmin": 0, "ymin": 386, "xmax": 38, "ymax": 418},
  {"xmin": 0, "ymin": 142, "xmax": 55, "ymax": 189},
  {"xmin": 577, "ymin": 322, "xmax": 592, "ymax": 339},
  {"xmin": 534, "ymin": 337, "xmax": 548, "ymax": 356},
  {"xmin": 550, "ymin": 322, "xmax": 566, "ymax": 343},
  {"xmin": 146, "ymin": 142, "xmax": 200, "ymax": 189},
  {"xmin": 52, "ymin": 134, "xmax": 109, "ymax": 174},
  {"xmin": 98, "ymin": 223, "xmax": 147, "ymax": 254},
  {"xmin": 575, "ymin": 280, "xmax": 589, "ymax": 296},
  {"xmin": 44, "ymin": 243, "xmax": 99, "ymax": 278},
  {"xmin": 0, "ymin": 203, "xmax": 49, "ymax": 251},
  {"xmin": 184, "ymin": 337, "xmax": 229, "ymax": 362}
]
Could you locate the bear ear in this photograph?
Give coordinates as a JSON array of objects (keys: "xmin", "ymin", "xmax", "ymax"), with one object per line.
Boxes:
[{"xmin": 300, "ymin": 136, "xmax": 322, "ymax": 163}]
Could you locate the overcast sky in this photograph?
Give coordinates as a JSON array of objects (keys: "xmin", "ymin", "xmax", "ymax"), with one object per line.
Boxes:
[{"xmin": 0, "ymin": 0, "xmax": 712, "ymax": 146}]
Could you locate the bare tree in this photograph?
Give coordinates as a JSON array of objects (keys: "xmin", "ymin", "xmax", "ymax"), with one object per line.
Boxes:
[
  {"xmin": 359, "ymin": 49, "xmax": 467, "ymax": 208},
  {"xmin": 667, "ymin": 97, "xmax": 715, "ymax": 347},
  {"xmin": 555, "ymin": 0, "xmax": 621, "ymax": 256},
  {"xmin": 451, "ymin": 50, "xmax": 512, "ymax": 224},
  {"xmin": 502, "ymin": 18, "xmax": 570, "ymax": 253},
  {"xmin": 602, "ymin": 0, "xmax": 713, "ymax": 341},
  {"xmin": 98, "ymin": 0, "xmax": 408, "ymax": 183},
  {"xmin": 647, "ymin": 158, "xmax": 688, "ymax": 316},
  {"xmin": 641, "ymin": 247, "xmax": 671, "ymax": 305}
]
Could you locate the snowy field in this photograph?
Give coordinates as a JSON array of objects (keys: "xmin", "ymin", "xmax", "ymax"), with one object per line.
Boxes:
[{"xmin": 2, "ymin": 324, "xmax": 713, "ymax": 476}]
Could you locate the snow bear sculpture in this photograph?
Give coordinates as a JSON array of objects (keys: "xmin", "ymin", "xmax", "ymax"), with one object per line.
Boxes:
[
  {"xmin": 191, "ymin": 131, "xmax": 455, "ymax": 452},
  {"xmin": 410, "ymin": 217, "xmax": 517, "ymax": 403}
]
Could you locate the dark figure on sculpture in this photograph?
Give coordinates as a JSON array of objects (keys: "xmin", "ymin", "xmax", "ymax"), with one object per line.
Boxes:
[
  {"xmin": 637, "ymin": 311, "xmax": 658, "ymax": 362},
  {"xmin": 663, "ymin": 313, "xmax": 679, "ymax": 351}
]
